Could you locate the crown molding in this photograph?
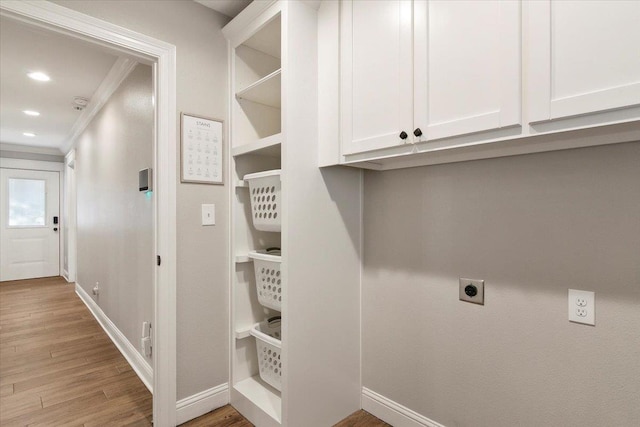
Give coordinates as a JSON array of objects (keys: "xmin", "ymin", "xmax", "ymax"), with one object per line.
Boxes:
[
  {"xmin": 0, "ymin": 142, "xmax": 63, "ymax": 155},
  {"xmin": 61, "ymin": 56, "xmax": 138, "ymax": 154}
]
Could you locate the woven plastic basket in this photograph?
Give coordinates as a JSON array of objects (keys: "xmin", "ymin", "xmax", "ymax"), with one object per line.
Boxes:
[
  {"xmin": 250, "ymin": 317, "xmax": 282, "ymax": 391},
  {"xmin": 244, "ymin": 170, "xmax": 281, "ymax": 232},
  {"xmin": 248, "ymin": 249, "xmax": 282, "ymax": 311}
]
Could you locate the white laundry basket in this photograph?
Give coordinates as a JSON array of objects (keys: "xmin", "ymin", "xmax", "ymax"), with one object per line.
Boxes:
[
  {"xmin": 250, "ymin": 317, "xmax": 282, "ymax": 391},
  {"xmin": 248, "ymin": 249, "xmax": 282, "ymax": 311},
  {"xmin": 243, "ymin": 169, "xmax": 281, "ymax": 232}
]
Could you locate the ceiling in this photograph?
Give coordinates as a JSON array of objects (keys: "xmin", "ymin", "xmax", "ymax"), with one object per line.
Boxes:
[
  {"xmin": 195, "ymin": 0, "xmax": 253, "ymax": 18},
  {"xmin": 0, "ymin": 2, "xmax": 252, "ymax": 155},
  {"xmin": 0, "ymin": 16, "xmax": 119, "ymax": 153}
]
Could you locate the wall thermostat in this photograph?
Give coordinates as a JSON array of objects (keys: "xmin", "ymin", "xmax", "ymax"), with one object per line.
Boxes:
[{"xmin": 139, "ymin": 168, "xmax": 153, "ymax": 192}]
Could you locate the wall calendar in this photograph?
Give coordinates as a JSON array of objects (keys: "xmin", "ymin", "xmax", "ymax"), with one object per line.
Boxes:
[{"xmin": 180, "ymin": 113, "xmax": 224, "ymax": 184}]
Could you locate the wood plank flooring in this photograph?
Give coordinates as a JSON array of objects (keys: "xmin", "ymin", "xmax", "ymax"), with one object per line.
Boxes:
[
  {"xmin": 182, "ymin": 406, "xmax": 390, "ymax": 427},
  {"xmin": 1, "ymin": 276, "xmax": 389, "ymax": 426},
  {"xmin": 0, "ymin": 276, "xmax": 152, "ymax": 427}
]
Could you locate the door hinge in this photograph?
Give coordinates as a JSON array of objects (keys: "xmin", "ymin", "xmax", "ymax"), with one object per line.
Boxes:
[{"xmin": 157, "ymin": 255, "xmax": 161, "ymax": 266}]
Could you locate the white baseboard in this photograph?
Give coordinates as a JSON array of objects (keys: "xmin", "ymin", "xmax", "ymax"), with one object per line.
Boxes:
[
  {"xmin": 362, "ymin": 387, "xmax": 446, "ymax": 427},
  {"xmin": 75, "ymin": 283, "xmax": 153, "ymax": 392},
  {"xmin": 176, "ymin": 383, "xmax": 229, "ymax": 425}
]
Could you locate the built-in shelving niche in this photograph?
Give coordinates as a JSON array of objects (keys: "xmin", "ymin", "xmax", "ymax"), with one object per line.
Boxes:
[
  {"xmin": 232, "ymin": 147, "xmax": 282, "ymax": 422},
  {"xmin": 231, "ymin": 11, "xmax": 283, "ymax": 424},
  {"xmin": 233, "ymin": 15, "xmax": 282, "ymax": 151},
  {"xmin": 226, "ymin": 3, "xmax": 362, "ymax": 425}
]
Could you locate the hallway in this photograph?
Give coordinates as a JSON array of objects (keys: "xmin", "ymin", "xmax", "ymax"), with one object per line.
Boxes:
[{"xmin": 0, "ymin": 276, "xmax": 152, "ymax": 426}]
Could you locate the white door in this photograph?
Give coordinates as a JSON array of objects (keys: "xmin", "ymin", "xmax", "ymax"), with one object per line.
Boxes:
[
  {"xmin": 413, "ymin": 0, "xmax": 521, "ymax": 141},
  {"xmin": 0, "ymin": 168, "xmax": 60, "ymax": 281},
  {"xmin": 341, "ymin": 0, "xmax": 413, "ymax": 155}
]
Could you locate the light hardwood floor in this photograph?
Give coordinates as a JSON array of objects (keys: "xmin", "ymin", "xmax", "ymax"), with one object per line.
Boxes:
[
  {"xmin": 0, "ymin": 276, "xmax": 152, "ymax": 427},
  {"xmin": 0, "ymin": 276, "xmax": 389, "ymax": 426},
  {"xmin": 182, "ymin": 406, "xmax": 390, "ymax": 427}
]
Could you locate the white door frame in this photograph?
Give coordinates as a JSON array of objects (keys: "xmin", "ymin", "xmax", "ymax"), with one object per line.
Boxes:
[
  {"xmin": 64, "ymin": 150, "xmax": 76, "ymax": 283},
  {"xmin": 0, "ymin": 2, "xmax": 178, "ymax": 426}
]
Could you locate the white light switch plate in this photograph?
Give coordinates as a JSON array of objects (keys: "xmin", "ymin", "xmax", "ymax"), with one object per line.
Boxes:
[
  {"xmin": 202, "ymin": 204, "xmax": 215, "ymax": 226},
  {"xmin": 568, "ymin": 289, "xmax": 595, "ymax": 326}
]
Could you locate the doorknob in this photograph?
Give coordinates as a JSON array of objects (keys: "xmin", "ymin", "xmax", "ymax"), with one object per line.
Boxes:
[{"xmin": 53, "ymin": 227, "xmax": 58, "ymax": 232}]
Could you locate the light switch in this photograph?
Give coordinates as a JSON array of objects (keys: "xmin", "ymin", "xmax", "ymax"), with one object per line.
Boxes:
[{"xmin": 202, "ymin": 204, "xmax": 215, "ymax": 226}]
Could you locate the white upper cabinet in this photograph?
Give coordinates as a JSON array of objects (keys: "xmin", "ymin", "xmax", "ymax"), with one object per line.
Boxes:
[
  {"xmin": 324, "ymin": 0, "xmax": 640, "ymax": 169},
  {"xmin": 341, "ymin": 0, "xmax": 521, "ymax": 155},
  {"xmin": 341, "ymin": 0, "xmax": 413, "ymax": 155},
  {"xmin": 413, "ymin": 0, "xmax": 521, "ymax": 141},
  {"xmin": 528, "ymin": 0, "xmax": 640, "ymax": 122}
]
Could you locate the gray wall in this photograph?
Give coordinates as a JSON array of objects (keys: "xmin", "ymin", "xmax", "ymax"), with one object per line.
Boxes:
[
  {"xmin": 362, "ymin": 142, "xmax": 640, "ymax": 427},
  {"xmin": 75, "ymin": 63, "xmax": 154, "ymax": 363}
]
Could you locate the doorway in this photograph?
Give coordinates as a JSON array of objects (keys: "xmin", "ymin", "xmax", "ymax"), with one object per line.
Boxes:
[
  {"xmin": 0, "ymin": 2, "xmax": 177, "ymax": 425},
  {"xmin": 0, "ymin": 167, "xmax": 60, "ymax": 281}
]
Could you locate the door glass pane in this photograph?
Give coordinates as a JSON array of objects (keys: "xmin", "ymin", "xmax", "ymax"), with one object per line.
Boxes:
[{"xmin": 8, "ymin": 178, "xmax": 46, "ymax": 226}]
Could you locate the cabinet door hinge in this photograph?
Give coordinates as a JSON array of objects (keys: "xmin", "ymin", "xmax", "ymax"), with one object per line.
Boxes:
[{"xmin": 157, "ymin": 255, "xmax": 161, "ymax": 266}]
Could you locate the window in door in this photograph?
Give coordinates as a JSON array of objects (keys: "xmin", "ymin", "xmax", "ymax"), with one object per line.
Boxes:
[{"xmin": 8, "ymin": 178, "xmax": 46, "ymax": 227}]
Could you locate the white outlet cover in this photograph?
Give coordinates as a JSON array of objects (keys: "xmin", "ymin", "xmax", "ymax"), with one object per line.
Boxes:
[
  {"xmin": 459, "ymin": 278, "xmax": 484, "ymax": 305},
  {"xmin": 568, "ymin": 289, "xmax": 595, "ymax": 326}
]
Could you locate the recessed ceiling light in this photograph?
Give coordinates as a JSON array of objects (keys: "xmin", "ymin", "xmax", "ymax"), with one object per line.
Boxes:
[
  {"xmin": 23, "ymin": 110, "xmax": 40, "ymax": 116},
  {"xmin": 23, "ymin": 132, "xmax": 36, "ymax": 137},
  {"xmin": 27, "ymin": 72, "xmax": 50, "ymax": 82}
]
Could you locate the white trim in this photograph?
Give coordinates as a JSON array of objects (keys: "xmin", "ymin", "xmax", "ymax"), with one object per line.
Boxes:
[
  {"xmin": 362, "ymin": 387, "xmax": 447, "ymax": 427},
  {"xmin": 153, "ymin": 32, "xmax": 178, "ymax": 427},
  {"xmin": 63, "ymin": 57, "xmax": 138, "ymax": 153},
  {"xmin": 0, "ymin": 3, "xmax": 179, "ymax": 426},
  {"xmin": 75, "ymin": 283, "xmax": 153, "ymax": 392},
  {"xmin": 176, "ymin": 383, "xmax": 230, "ymax": 425},
  {"xmin": 63, "ymin": 150, "xmax": 76, "ymax": 283}
]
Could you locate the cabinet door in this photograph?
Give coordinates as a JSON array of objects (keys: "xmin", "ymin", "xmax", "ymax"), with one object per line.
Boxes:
[
  {"xmin": 413, "ymin": 0, "xmax": 521, "ymax": 141},
  {"xmin": 528, "ymin": 0, "xmax": 640, "ymax": 122},
  {"xmin": 341, "ymin": 0, "xmax": 413, "ymax": 155}
]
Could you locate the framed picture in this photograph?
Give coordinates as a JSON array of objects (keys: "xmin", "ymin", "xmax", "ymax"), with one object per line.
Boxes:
[{"xmin": 180, "ymin": 113, "xmax": 224, "ymax": 184}]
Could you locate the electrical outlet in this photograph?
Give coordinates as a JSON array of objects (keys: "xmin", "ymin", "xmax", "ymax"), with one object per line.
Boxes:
[
  {"xmin": 141, "ymin": 321, "xmax": 150, "ymax": 338},
  {"xmin": 141, "ymin": 337, "xmax": 152, "ymax": 357},
  {"xmin": 568, "ymin": 289, "xmax": 595, "ymax": 326},
  {"xmin": 459, "ymin": 278, "xmax": 484, "ymax": 305}
]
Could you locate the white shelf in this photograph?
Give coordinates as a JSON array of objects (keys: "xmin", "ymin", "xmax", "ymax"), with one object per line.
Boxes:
[
  {"xmin": 236, "ymin": 69, "xmax": 281, "ymax": 108},
  {"xmin": 232, "ymin": 133, "xmax": 282, "ymax": 157},
  {"xmin": 235, "ymin": 180, "xmax": 249, "ymax": 188},
  {"xmin": 235, "ymin": 255, "xmax": 252, "ymax": 263},
  {"xmin": 235, "ymin": 326, "xmax": 252, "ymax": 339},
  {"xmin": 234, "ymin": 376, "xmax": 281, "ymax": 424}
]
